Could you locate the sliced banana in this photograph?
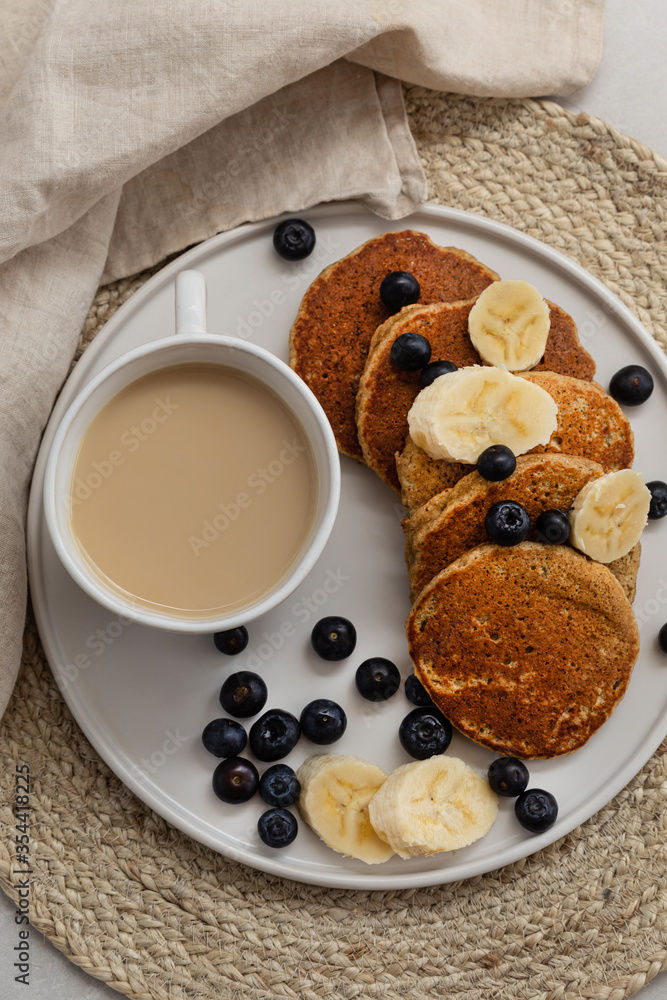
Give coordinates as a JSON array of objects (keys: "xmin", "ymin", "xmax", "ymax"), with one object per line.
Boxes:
[
  {"xmin": 468, "ymin": 279, "xmax": 551, "ymax": 371},
  {"xmin": 296, "ymin": 754, "xmax": 394, "ymax": 864},
  {"xmin": 406, "ymin": 364, "xmax": 557, "ymax": 464},
  {"xmin": 569, "ymin": 469, "xmax": 650, "ymax": 563},
  {"xmin": 368, "ymin": 755, "xmax": 498, "ymax": 859}
]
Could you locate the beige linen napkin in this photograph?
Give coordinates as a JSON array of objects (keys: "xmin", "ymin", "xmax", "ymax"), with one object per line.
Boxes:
[{"xmin": 0, "ymin": 0, "xmax": 605, "ymax": 718}]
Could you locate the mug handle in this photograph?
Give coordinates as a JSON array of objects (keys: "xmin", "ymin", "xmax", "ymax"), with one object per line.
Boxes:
[{"xmin": 175, "ymin": 270, "xmax": 207, "ymax": 335}]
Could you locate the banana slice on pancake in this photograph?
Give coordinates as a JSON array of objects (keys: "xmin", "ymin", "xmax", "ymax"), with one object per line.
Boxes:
[
  {"xmin": 569, "ymin": 469, "xmax": 650, "ymax": 563},
  {"xmin": 468, "ymin": 279, "xmax": 551, "ymax": 370},
  {"xmin": 368, "ymin": 756, "xmax": 498, "ymax": 859},
  {"xmin": 407, "ymin": 365, "xmax": 557, "ymax": 464}
]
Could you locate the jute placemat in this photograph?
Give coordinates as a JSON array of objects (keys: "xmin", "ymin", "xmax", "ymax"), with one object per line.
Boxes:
[{"xmin": 2, "ymin": 89, "xmax": 667, "ymax": 1000}]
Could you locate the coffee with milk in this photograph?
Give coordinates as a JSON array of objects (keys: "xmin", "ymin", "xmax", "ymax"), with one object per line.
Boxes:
[{"xmin": 70, "ymin": 363, "xmax": 317, "ymax": 617}]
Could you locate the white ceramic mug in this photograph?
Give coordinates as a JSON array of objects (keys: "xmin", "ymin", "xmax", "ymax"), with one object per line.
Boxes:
[{"xmin": 43, "ymin": 270, "xmax": 340, "ymax": 633}]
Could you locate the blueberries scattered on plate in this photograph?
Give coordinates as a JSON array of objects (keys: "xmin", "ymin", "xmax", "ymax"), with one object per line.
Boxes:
[
  {"xmin": 658, "ymin": 623, "xmax": 667, "ymax": 654},
  {"xmin": 404, "ymin": 674, "xmax": 433, "ymax": 707},
  {"xmin": 213, "ymin": 626, "xmax": 249, "ymax": 655},
  {"xmin": 219, "ymin": 671, "xmax": 268, "ymax": 718},
  {"xmin": 380, "ymin": 271, "xmax": 420, "ymax": 313},
  {"xmin": 647, "ymin": 480, "xmax": 667, "ymax": 519},
  {"xmin": 258, "ymin": 764, "xmax": 301, "ymax": 807},
  {"xmin": 476, "ymin": 445, "xmax": 516, "ymax": 482},
  {"xmin": 609, "ymin": 364, "xmax": 654, "ymax": 406},
  {"xmin": 257, "ymin": 808, "xmax": 298, "ymax": 848},
  {"xmin": 212, "ymin": 757, "xmax": 259, "ymax": 803},
  {"xmin": 419, "ymin": 359, "xmax": 458, "ymax": 389},
  {"xmin": 534, "ymin": 509, "xmax": 571, "ymax": 545},
  {"xmin": 249, "ymin": 709, "xmax": 301, "ymax": 762},
  {"xmin": 202, "ymin": 718, "xmax": 247, "ymax": 758},
  {"xmin": 311, "ymin": 616, "xmax": 357, "ymax": 661},
  {"xmin": 488, "ymin": 756, "xmax": 530, "ymax": 797},
  {"xmin": 485, "ymin": 500, "xmax": 531, "ymax": 546},
  {"xmin": 355, "ymin": 657, "xmax": 401, "ymax": 702},
  {"xmin": 399, "ymin": 706, "xmax": 452, "ymax": 760},
  {"xmin": 390, "ymin": 333, "xmax": 432, "ymax": 372},
  {"xmin": 514, "ymin": 788, "xmax": 559, "ymax": 832},
  {"xmin": 273, "ymin": 218, "xmax": 316, "ymax": 260},
  {"xmin": 300, "ymin": 699, "xmax": 347, "ymax": 745}
]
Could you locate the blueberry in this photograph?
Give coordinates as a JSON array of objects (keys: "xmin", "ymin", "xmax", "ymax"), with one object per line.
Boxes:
[
  {"xmin": 488, "ymin": 756, "xmax": 530, "ymax": 797},
  {"xmin": 390, "ymin": 333, "xmax": 432, "ymax": 372},
  {"xmin": 212, "ymin": 757, "xmax": 259, "ymax": 803},
  {"xmin": 300, "ymin": 699, "xmax": 347, "ymax": 745},
  {"xmin": 404, "ymin": 674, "xmax": 432, "ymax": 707},
  {"xmin": 535, "ymin": 509, "xmax": 571, "ymax": 545},
  {"xmin": 379, "ymin": 271, "xmax": 420, "ymax": 313},
  {"xmin": 419, "ymin": 360, "xmax": 458, "ymax": 389},
  {"xmin": 609, "ymin": 365, "xmax": 653, "ymax": 406},
  {"xmin": 258, "ymin": 764, "xmax": 301, "ymax": 807},
  {"xmin": 355, "ymin": 658, "xmax": 401, "ymax": 702},
  {"xmin": 202, "ymin": 718, "xmax": 247, "ymax": 758},
  {"xmin": 485, "ymin": 501, "xmax": 531, "ymax": 546},
  {"xmin": 659, "ymin": 623, "xmax": 667, "ymax": 653},
  {"xmin": 219, "ymin": 671, "xmax": 267, "ymax": 718},
  {"xmin": 476, "ymin": 445, "xmax": 516, "ymax": 482},
  {"xmin": 399, "ymin": 706, "xmax": 452, "ymax": 760},
  {"xmin": 257, "ymin": 808, "xmax": 298, "ymax": 848},
  {"xmin": 249, "ymin": 709, "xmax": 301, "ymax": 762},
  {"xmin": 515, "ymin": 788, "xmax": 559, "ymax": 832},
  {"xmin": 213, "ymin": 626, "xmax": 249, "ymax": 655},
  {"xmin": 273, "ymin": 218, "xmax": 315, "ymax": 260},
  {"xmin": 647, "ymin": 481, "xmax": 667, "ymax": 519},
  {"xmin": 311, "ymin": 616, "xmax": 357, "ymax": 660}
]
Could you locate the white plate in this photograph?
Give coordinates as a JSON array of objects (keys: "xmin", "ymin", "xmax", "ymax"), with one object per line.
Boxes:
[{"xmin": 27, "ymin": 202, "xmax": 667, "ymax": 889}]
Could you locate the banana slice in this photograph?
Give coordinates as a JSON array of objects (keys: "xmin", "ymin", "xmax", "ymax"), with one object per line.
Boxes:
[
  {"xmin": 368, "ymin": 755, "xmax": 498, "ymax": 859},
  {"xmin": 407, "ymin": 364, "xmax": 557, "ymax": 464},
  {"xmin": 297, "ymin": 754, "xmax": 394, "ymax": 864},
  {"xmin": 468, "ymin": 279, "xmax": 551, "ymax": 370},
  {"xmin": 569, "ymin": 469, "xmax": 650, "ymax": 563}
]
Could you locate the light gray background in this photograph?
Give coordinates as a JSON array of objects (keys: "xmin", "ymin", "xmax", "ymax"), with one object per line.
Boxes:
[{"xmin": 2, "ymin": 1, "xmax": 666, "ymax": 996}]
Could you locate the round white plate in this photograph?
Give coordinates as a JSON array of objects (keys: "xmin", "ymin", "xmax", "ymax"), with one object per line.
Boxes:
[{"xmin": 27, "ymin": 202, "xmax": 667, "ymax": 889}]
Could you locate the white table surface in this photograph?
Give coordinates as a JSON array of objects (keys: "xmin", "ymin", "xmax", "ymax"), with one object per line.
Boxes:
[{"xmin": 2, "ymin": 1, "xmax": 666, "ymax": 996}]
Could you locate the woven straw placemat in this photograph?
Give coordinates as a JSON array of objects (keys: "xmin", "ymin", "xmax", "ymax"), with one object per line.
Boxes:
[{"xmin": 2, "ymin": 89, "xmax": 667, "ymax": 1000}]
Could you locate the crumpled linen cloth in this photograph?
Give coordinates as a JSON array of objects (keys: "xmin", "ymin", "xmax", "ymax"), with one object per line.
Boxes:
[{"xmin": 0, "ymin": 0, "xmax": 605, "ymax": 717}]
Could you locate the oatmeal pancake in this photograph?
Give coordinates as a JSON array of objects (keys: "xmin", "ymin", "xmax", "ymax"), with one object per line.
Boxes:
[
  {"xmin": 403, "ymin": 453, "xmax": 640, "ymax": 602},
  {"xmin": 356, "ymin": 301, "xmax": 594, "ymax": 492},
  {"xmin": 407, "ymin": 542, "xmax": 639, "ymax": 759},
  {"xmin": 396, "ymin": 372, "xmax": 634, "ymax": 512},
  {"xmin": 289, "ymin": 230, "xmax": 498, "ymax": 459}
]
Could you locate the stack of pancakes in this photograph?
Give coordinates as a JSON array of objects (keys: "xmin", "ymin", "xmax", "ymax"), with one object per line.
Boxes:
[{"xmin": 290, "ymin": 231, "xmax": 640, "ymax": 759}]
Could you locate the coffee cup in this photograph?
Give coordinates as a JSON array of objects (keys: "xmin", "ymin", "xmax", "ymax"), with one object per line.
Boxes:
[{"xmin": 44, "ymin": 270, "xmax": 340, "ymax": 633}]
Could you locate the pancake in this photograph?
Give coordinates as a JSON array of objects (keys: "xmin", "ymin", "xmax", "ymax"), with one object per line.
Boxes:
[
  {"xmin": 403, "ymin": 453, "xmax": 641, "ymax": 601},
  {"xmin": 289, "ymin": 230, "xmax": 498, "ymax": 460},
  {"xmin": 396, "ymin": 372, "xmax": 635, "ymax": 512},
  {"xmin": 356, "ymin": 300, "xmax": 595, "ymax": 492},
  {"xmin": 407, "ymin": 542, "xmax": 640, "ymax": 759}
]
